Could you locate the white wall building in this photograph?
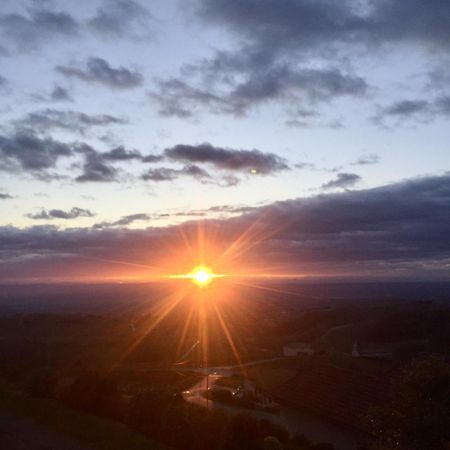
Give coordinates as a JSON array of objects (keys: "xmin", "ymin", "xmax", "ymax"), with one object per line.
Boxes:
[{"xmin": 283, "ymin": 342, "xmax": 314, "ymax": 357}]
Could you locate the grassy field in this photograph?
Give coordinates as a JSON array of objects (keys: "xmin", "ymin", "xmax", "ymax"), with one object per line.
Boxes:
[{"xmin": 0, "ymin": 381, "xmax": 168, "ymax": 450}]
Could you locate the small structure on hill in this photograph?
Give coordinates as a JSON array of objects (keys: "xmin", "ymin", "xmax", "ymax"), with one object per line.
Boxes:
[
  {"xmin": 352, "ymin": 340, "xmax": 393, "ymax": 360},
  {"xmin": 283, "ymin": 342, "xmax": 314, "ymax": 357}
]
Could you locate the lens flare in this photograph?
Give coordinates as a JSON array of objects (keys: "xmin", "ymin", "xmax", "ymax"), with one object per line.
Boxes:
[
  {"xmin": 192, "ymin": 266, "xmax": 213, "ymax": 286},
  {"xmin": 169, "ymin": 265, "xmax": 225, "ymax": 287}
]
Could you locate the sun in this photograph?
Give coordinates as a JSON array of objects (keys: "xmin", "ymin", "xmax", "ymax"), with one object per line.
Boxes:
[
  {"xmin": 169, "ymin": 265, "xmax": 225, "ymax": 287},
  {"xmin": 191, "ymin": 265, "xmax": 220, "ymax": 287},
  {"xmin": 192, "ymin": 267, "xmax": 212, "ymax": 286}
]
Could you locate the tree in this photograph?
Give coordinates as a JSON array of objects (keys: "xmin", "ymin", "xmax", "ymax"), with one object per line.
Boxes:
[{"xmin": 368, "ymin": 355, "xmax": 450, "ymax": 450}]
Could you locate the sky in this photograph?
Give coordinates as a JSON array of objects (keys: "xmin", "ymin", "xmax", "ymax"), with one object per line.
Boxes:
[{"xmin": 0, "ymin": 0, "xmax": 449, "ymax": 282}]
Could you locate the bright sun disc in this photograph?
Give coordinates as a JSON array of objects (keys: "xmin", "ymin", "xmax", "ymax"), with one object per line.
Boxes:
[
  {"xmin": 191, "ymin": 266, "xmax": 213, "ymax": 286},
  {"xmin": 168, "ymin": 265, "xmax": 225, "ymax": 286}
]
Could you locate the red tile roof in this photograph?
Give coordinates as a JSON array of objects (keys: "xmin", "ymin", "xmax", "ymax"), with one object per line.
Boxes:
[{"xmin": 269, "ymin": 358, "xmax": 392, "ymax": 431}]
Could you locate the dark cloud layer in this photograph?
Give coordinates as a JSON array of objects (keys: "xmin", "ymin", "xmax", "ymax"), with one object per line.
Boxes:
[
  {"xmin": 0, "ymin": 192, "xmax": 12, "ymax": 200},
  {"xmin": 56, "ymin": 57, "xmax": 144, "ymax": 89},
  {"xmin": 2, "ymin": 173, "xmax": 450, "ymax": 281},
  {"xmin": 27, "ymin": 207, "xmax": 94, "ymax": 220},
  {"xmin": 165, "ymin": 143, "xmax": 289, "ymax": 174}
]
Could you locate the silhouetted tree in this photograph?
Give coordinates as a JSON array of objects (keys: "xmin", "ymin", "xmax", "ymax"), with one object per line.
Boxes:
[{"xmin": 368, "ymin": 355, "xmax": 450, "ymax": 450}]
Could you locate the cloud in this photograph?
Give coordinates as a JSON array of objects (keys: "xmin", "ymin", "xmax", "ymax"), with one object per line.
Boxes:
[
  {"xmin": 0, "ymin": 192, "xmax": 12, "ymax": 199},
  {"xmin": 151, "ymin": 0, "xmax": 450, "ymax": 122},
  {"xmin": 0, "ymin": 75, "xmax": 8, "ymax": 88},
  {"xmin": 0, "ymin": 131, "xmax": 73, "ymax": 172},
  {"xmin": 141, "ymin": 154, "xmax": 164, "ymax": 163},
  {"xmin": 141, "ymin": 164, "xmax": 211, "ymax": 183},
  {"xmin": 56, "ymin": 57, "xmax": 144, "ymax": 89},
  {"xmin": 0, "ymin": 45, "xmax": 9, "ymax": 57},
  {"xmin": 150, "ymin": 79, "xmax": 224, "ymax": 118},
  {"xmin": 352, "ymin": 155, "xmax": 380, "ymax": 166},
  {"xmin": 1, "ymin": 173, "xmax": 450, "ymax": 281},
  {"xmin": 151, "ymin": 66, "xmax": 367, "ymax": 118},
  {"xmin": 101, "ymin": 146, "xmax": 142, "ymax": 161},
  {"xmin": 15, "ymin": 109, "xmax": 127, "ymax": 134},
  {"xmin": 94, "ymin": 213, "xmax": 151, "ymax": 228},
  {"xmin": 50, "ymin": 85, "xmax": 72, "ymax": 102},
  {"xmin": 295, "ymin": 162, "xmax": 316, "ymax": 170},
  {"xmin": 75, "ymin": 146, "xmax": 118, "ymax": 183},
  {"xmin": 196, "ymin": 0, "xmax": 450, "ymax": 57},
  {"xmin": 30, "ymin": 85, "xmax": 73, "ymax": 103},
  {"xmin": 27, "ymin": 207, "xmax": 94, "ymax": 220},
  {"xmin": 94, "ymin": 146, "xmax": 162, "ymax": 163},
  {"xmin": 382, "ymin": 100, "xmax": 429, "ymax": 117},
  {"xmin": 88, "ymin": 0, "xmax": 153, "ymax": 39},
  {"xmin": 164, "ymin": 143, "xmax": 289, "ymax": 174},
  {"xmin": 0, "ymin": 135, "xmax": 284, "ymax": 184},
  {"xmin": 0, "ymin": 8, "xmax": 79, "ymax": 51},
  {"xmin": 95, "ymin": 204, "xmax": 255, "ymax": 228},
  {"xmin": 373, "ymin": 97, "xmax": 450, "ymax": 125},
  {"xmin": 141, "ymin": 167, "xmax": 177, "ymax": 182},
  {"xmin": 435, "ymin": 96, "xmax": 450, "ymax": 116},
  {"xmin": 321, "ymin": 172, "xmax": 361, "ymax": 190},
  {"xmin": 0, "ymin": 2, "xmax": 154, "ymax": 52}
]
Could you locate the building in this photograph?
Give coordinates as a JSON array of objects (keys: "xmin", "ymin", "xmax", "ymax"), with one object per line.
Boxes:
[
  {"xmin": 352, "ymin": 340, "xmax": 393, "ymax": 360},
  {"xmin": 283, "ymin": 342, "xmax": 314, "ymax": 357}
]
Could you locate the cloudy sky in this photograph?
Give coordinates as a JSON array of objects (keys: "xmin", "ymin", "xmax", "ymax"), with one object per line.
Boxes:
[{"xmin": 1, "ymin": 0, "xmax": 450, "ymax": 282}]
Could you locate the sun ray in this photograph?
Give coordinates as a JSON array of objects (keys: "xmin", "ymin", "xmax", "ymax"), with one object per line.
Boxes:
[
  {"xmin": 174, "ymin": 301, "xmax": 196, "ymax": 361},
  {"xmin": 219, "ymin": 209, "xmax": 271, "ymax": 262},
  {"xmin": 229, "ymin": 278, "xmax": 309, "ymax": 298},
  {"xmin": 109, "ymin": 286, "xmax": 191, "ymax": 370},
  {"xmin": 218, "ymin": 206, "xmax": 302, "ymax": 267},
  {"xmin": 169, "ymin": 265, "xmax": 226, "ymax": 287},
  {"xmin": 211, "ymin": 300, "xmax": 246, "ymax": 375},
  {"xmin": 79, "ymin": 254, "xmax": 161, "ymax": 271}
]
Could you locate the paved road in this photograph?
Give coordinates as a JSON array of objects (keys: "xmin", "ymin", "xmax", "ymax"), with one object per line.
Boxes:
[{"xmin": 183, "ymin": 370, "xmax": 369, "ymax": 450}]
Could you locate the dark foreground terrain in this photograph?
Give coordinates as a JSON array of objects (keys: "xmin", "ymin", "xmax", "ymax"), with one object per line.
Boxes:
[{"xmin": 0, "ymin": 281, "xmax": 449, "ymax": 450}]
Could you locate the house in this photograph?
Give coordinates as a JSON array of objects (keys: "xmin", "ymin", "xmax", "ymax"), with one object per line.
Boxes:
[
  {"xmin": 283, "ymin": 342, "xmax": 314, "ymax": 357},
  {"xmin": 352, "ymin": 340, "xmax": 393, "ymax": 360}
]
